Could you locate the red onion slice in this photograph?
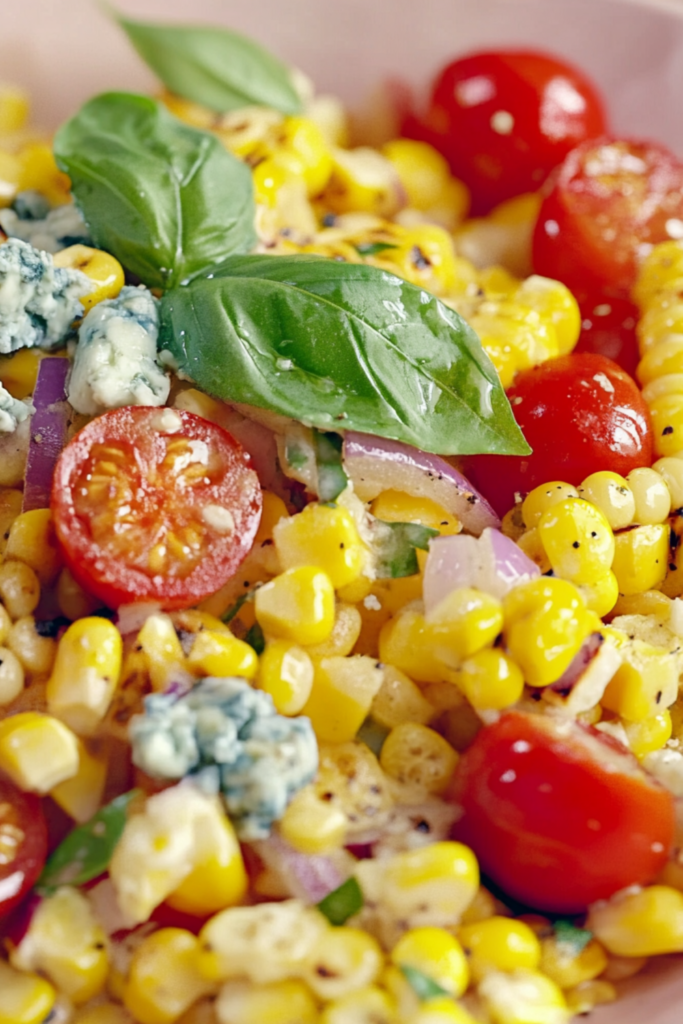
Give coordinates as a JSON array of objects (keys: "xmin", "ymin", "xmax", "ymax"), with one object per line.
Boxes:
[
  {"xmin": 22, "ymin": 357, "xmax": 70, "ymax": 512},
  {"xmin": 343, "ymin": 432, "xmax": 499, "ymax": 535},
  {"xmin": 255, "ymin": 833, "xmax": 345, "ymax": 904}
]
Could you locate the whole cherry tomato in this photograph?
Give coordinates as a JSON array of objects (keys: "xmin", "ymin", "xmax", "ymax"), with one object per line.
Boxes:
[
  {"xmin": 449, "ymin": 711, "xmax": 675, "ymax": 912},
  {"xmin": 0, "ymin": 778, "xmax": 48, "ymax": 919},
  {"xmin": 574, "ymin": 291, "xmax": 640, "ymax": 378},
  {"xmin": 413, "ymin": 50, "xmax": 607, "ymax": 213},
  {"xmin": 51, "ymin": 406, "xmax": 262, "ymax": 610},
  {"xmin": 464, "ymin": 352, "xmax": 652, "ymax": 516},
  {"xmin": 533, "ymin": 137, "xmax": 683, "ymax": 295}
]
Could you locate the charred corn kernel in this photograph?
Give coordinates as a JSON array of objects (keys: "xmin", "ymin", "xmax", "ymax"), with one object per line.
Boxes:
[
  {"xmin": 537, "ymin": 498, "xmax": 615, "ymax": 583},
  {"xmin": 516, "ymin": 527, "xmax": 551, "ymax": 574},
  {"xmin": 370, "ymin": 664, "xmax": 434, "ymax": 729},
  {"xmin": 611, "ymin": 523, "xmax": 669, "ymax": 594},
  {"xmin": 274, "ymin": 504, "xmax": 366, "ymax": 589},
  {"xmin": 578, "ymin": 471, "xmax": 636, "ymax": 530},
  {"xmin": 624, "ymin": 709, "xmax": 673, "ymax": 757},
  {"xmin": 256, "ymin": 640, "xmax": 314, "ymax": 714},
  {"xmin": 653, "ymin": 456, "xmax": 683, "ymax": 507},
  {"xmin": 374, "ymin": 224, "xmax": 461, "ymax": 295},
  {"xmin": 136, "ymin": 612, "xmax": 186, "ymax": 692},
  {"xmin": 324, "ymin": 147, "xmax": 403, "ymax": 217},
  {"xmin": 409, "ymin": 999, "xmax": 478, "ymax": 1024},
  {"xmin": 313, "ymin": 740, "xmax": 393, "ymax": 838},
  {"xmin": 627, "ymin": 466, "xmax": 672, "ymax": 523},
  {"xmin": 11, "ymin": 886, "xmax": 108, "ymax": 1005},
  {"xmin": 370, "ymin": 489, "xmax": 461, "ymax": 536},
  {"xmin": 426, "ymin": 588, "xmax": 503, "ymax": 668},
  {"xmin": 279, "ymin": 783, "xmax": 347, "ymax": 853},
  {"xmin": 502, "ymin": 578, "xmax": 595, "ymax": 686},
  {"xmin": 50, "ymin": 738, "xmax": 107, "ymax": 822},
  {"xmin": 521, "ymin": 483, "xmax": 580, "ymax": 528},
  {"xmin": 380, "ymin": 722, "xmax": 458, "ymax": 794},
  {"xmin": 391, "ymin": 927, "xmax": 469, "ymax": 998},
  {"xmin": 304, "ymin": 603, "xmax": 362, "ymax": 658},
  {"xmin": 123, "ymin": 928, "xmax": 215, "ymax": 1024},
  {"xmin": 187, "ymin": 629, "xmax": 257, "ymax": 680},
  {"xmin": 577, "ymin": 570, "xmax": 619, "ymax": 617},
  {"xmin": 588, "ymin": 885, "xmax": 683, "ymax": 955},
  {"xmin": 382, "ymin": 138, "xmax": 451, "ymax": 209},
  {"xmin": 216, "ymin": 978, "xmax": 319, "ymax": 1024},
  {"xmin": 564, "ymin": 979, "xmax": 617, "ymax": 1016},
  {"xmin": 478, "ymin": 969, "xmax": 569, "ymax": 1024},
  {"xmin": 303, "ymin": 927, "xmax": 383, "ymax": 1001},
  {"xmin": 320, "ymin": 985, "xmax": 397, "ymax": 1024},
  {"xmin": 649, "ymin": 393, "xmax": 683, "ymax": 457},
  {"xmin": 255, "ymin": 566, "xmax": 335, "ymax": 645},
  {"xmin": 302, "ymin": 655, "xmax": 384, "ymax": 743},
  {"xmin": 19, "ymin": 143, "xmax": 71, "ymax": 204},
  {"xmin": 0, "ymin": 560, "xmax": 39, "ymax": 619},
  {"xmin": 272, "ymin": 115, "xmax": 333, "ymax": 196},
  {"xmin": 214, "ymin": 105, "xmax": 284, "ymax": 158},
  {"xmin": 514, "ymin": 276, "xmax": 581, "ymax": 356},
  {"xmin": 0, "ymin": 348, "xmax": 42, "ymax": 399},
  {"xmin": 5, "ymin": 507, "xmax": 61, "ymax": 586},
  {"xmin": 57, "ymin": 566, "xmax": 101, "ymax": 621},
  {"xmin": 633, "ymin": 240, "xmax": 683, "ymax": 307},
  {"xmin": 165, "ymin": 808, "xmax": 247, "ymax": 918},
  {"xmin": 601, "ymin": 639, "xmax": 678, "ymax": 720},
  {"xmin": 46, "ymin": 617, "xmax": 122, "ymax": 735},
  {"xmin": 458, "ymin": 918, "xmax": 540, "ymax": 982},
  {"xmin": 468, "ymin": 302, "xmax": 558, "ymax": 380},
  {"xmin": 0, "ymin": 711, "xmax": 79, "ymax": 792},
  {"xmin": 455, "ymin": 648, "xmax": 524, "ymax": 711},
  {"xmin": 53, "ymin": 245, "xmax": 124, "ymax": 311},
  {"xmin": 538, "ymin": 935, "xmax": 607, "ymax": 990},
  {"xmin": 0, "ymin": 960, "xmax": 56, "ymax": 1024},
  {"xmin": 0, "ymin": 644, "xmax": 24, "ymax": 703}
]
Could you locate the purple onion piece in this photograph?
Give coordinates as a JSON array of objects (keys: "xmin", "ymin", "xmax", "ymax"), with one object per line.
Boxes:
[
  {"xmin": 548, "ymin": 633, "xmax": 604, "ymax": 696},
  {"xmin": 22, "ymin": 357, "xmax": 71, "ymax": 513},
  {"xmin": 255, "ymin": 833, "xmax": 344, "ymax": 904}
]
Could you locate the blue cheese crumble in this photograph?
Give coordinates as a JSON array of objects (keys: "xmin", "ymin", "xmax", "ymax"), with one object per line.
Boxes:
[
  {"xmin": 0, "ymin": 193, "xmax": 91, "ymax": 253},
  {"xmin": 129, "ymin": 676, "xmax": 319, "ymax": 840},
  {"xmin": 0, "ymin": 385, "xmax": 33, "ymax": 433},
  {"xmin": 67, "ymin": 285, "xmax": 170, "ymax": 415},
  {"xmin": 0, "ymin": 238, "xmax": 92, "ymax": 353}
]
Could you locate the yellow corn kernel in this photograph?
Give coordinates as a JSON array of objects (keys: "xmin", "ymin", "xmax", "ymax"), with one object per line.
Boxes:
[
  {"xmin": 11, "ymin": 886, "xmax": 108, "ymax": 1005},
  {"xmin": 46, "ymin": 616, "xmax": 122, "ymax": 735},
  {"xmin": 373, "ymin": 223, "xmax": 461, "ymax": 295},
  {"xmin": 136, "ymin": 612, "xmax": 186, "ymax": 692},
  {"xmin": 455, "ymin": 648, "xmax": 524, "ymax": 711},
  {"xmin": 302, "ymin": 926, "xmax": 383, "ymax": 1001},
  {"xmin": 588, "ymin": 885, "xmax": 683, "ymax": 956},
  {"xmin": 380, "ymin": 721, "xmax": 458, "ymax": 794},
  {"xmin": 4, "ymin": 507, "xmax": 62, "ymax": 586},
  {"xmin": 537, "ymin": 498, "xmax": 615, "ymax": 584},
  {"xmin": 611, "ymin": 523, "xmax": 669, "ymax": 594},
  {"xmin": 502, "ymin": 577, "xmax": 595, "ymax": 686},
  {"xmin": 637, "ymin": 334, "xmax": 683, "ymax": 384},
  {"xmin": 252, "ymin": 157, "xmax": 297, "ymax": 208},
  {"xmin": 564, "ymin": 979, "xmax": 617, "ymax": 1016},
  {"xmin": 0, "ymin": 559, "xmax": 40, "ymax": 619},
  {"xmin": 0, "ymin": 148, "xmax": 21, "ymax": 206},
  {"xmin": 521, "ymin": 482, "xmax": 580, "ymax": 528},
  {"xmin": 56, "ymin": 566, "xmax": 101, "ymax": 621},
  {"xmin": 323, "ymin": 146, "xmax": 403, "ymax": 217},
  {"xmin": 610, "ymin": 589, "xmax": 672, "ymax": 620},
  {"xmin": 0, "ymin": 711, "xmax": 79, "ymax": 792},
  {"xmin": 601, "ymin": 639, "xmax": 678, "ymax": 720},
  {"xmin": 216, "ymin": 978, "xmax": 318, "ymax": 1024},
  {"xmin": 0, "ymin": 644, "xmax": 24, "ymax": 704},
  {"xmin": 627, "ymin": 466, "xmax": 672, "ymax": 523},
  {"xmin": 426, "ymin": 588, "xmax": 503, "ymax": 668},
  {"xmin": 578, "ymin": 470, "xmax": 635, "ymax": 530},
  {"xmin": 279, "ymin": 783, "xmax": 347, "ymax": 854},
  {"xmin": 478, "ymin": 969, "xmax": 569, "ymax": 1024},
  {"xmin": 7, "ymin": 616, "xmax": 56, "ymax": 675},
  {"xmin": 633, "ymin": 240, "xmax": 683, "ymax": 307},
  {"xmin": 302, "ymin": 655, "xmax": 384, "ymax": 743},
  {"xmin": 382, "ymin": 138, "xmax": 451, "ymax": 209},
  {"xmin": 19, "ymin": 143, "xmax": 72, "ymax": 205},
  {"xmin": 0, "ymin": 348, "xmax": 43, "ymax": 399},
  {"xmin": 0, "ymin": 960, "xmax": 56, "ymax": 1024},
  {"xmin": 453, "ymin": 193, "xmax": 539, "ymax": 280},
  {"xmin": 164, "ymin": 812, "xmax": 248, "ymax": 918},
  {"xmin": 538, "ymin": 935, "xmax": 607, "ymax": 990},
  {"xmin": 650, "ymin": 392, "xmax": 683, "ymax": 457},
  {"xmin": 624, "ymin": 709, "xmax": 673, "ymax": 756},
  {"xmin": 370, "ymin": 663, "xmax": 434, "ymax": 729},
  {"xmin": 577, "ymin": 570, "xmax": 619, "ymax": 618},
  {"xmin": 274, "ymin": 504, "xmax": 366, "ymax": 590},
  {"xmin": 514, "ymin": 275, "xmax": 581, "ymax": 356},
  {"xmin": 653, "ymin": 456, "xmax": 683, "ymax": 507},
  {"xmin": 370, "ymin": 489, "xmax": 461, "ymax": 536},
  {"xmin": 0, "ymin": 488, "xmax": 23, "ymax": 557},
  {"xmin": 643, "ymin": 371, "xmax": 683, "ymax": 402},
  {"xmin": 255, "ymin": 566, "xmax": 335, "ymax": 645},
  {"xmin": 408, "ymin": 998, "xmax": 479, "ymax": 1024},
  {"xmin": 458, "ymin": 917, "xmax": 541, "ymax": 982},
  {"xmin": 320, "ymin": 984, "xmax": 397, "ymax": 1024},
  {"xmin": 468, "ymin": 302, "xmax": 559, "ymax": 378},
  {"xmin": 0, "ymin": 85, "xmax": 29, "ymax": 131},
  {"xmin": 600, "ymin": 953, "xmax": 648, "ymax": 982},
  {"xmin": 380, "ymin": 963, "xmax": 420, "ymax": 1022},
  {"xmin": 123, "ymin": 928, "xmax": 215, "ymax": 1024},
  {"xmin": 213, "ymin": 104, "xmax": 284, "ymax": 158},
  {"xmin": 391, "ymin": 927, "xmax": 469, "ymax": 998},
  {"xmin": 459, "ymin": 885, "xmax": 498, "ymax": 926},
  {"xmin": 272, "ymin": 115, "xmax": 333, "ymax": 196},
  {"xmin": 254, "ymin": 490, "xmax": 288, "ymax": 542},
  {"xmin": 187, "ymin": 629, "xmax": 257, "ymax": 680},
  {"xmin": 313, "ymin": 741, "xmax": 393, "ymax": 840},
  {"xmin": 515, "ymin": 527, "xmax": 552, "ymax": 574},
  {"xmin": 50, "ymin": 738, "xmax": 107, "ymax": 822},
  {"xmin": 304, "ymin": 603, "xmax": 362, "ymax": 658},
  {"xmin": 72, "ymin": 1007, "xmax": 133, "ymax": 1024},
  {"xmin": 256, "ymin": 639, "xmax": 314, "ymax": 714},
  {"xmin": 53, "ymin": 245, "xmax": 124, "ymax": 311}
]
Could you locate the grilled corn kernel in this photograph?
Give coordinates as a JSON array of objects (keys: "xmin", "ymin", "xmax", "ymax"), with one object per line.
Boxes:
[
  {"xmin": 455, "ymin": 648, "xmax": 524, "ymax": 711},
  {"xmin": 256, "ymin": 639, "xmax": 314, "ymax": 714},
  {"xmin": 502, "ymin": 577, "xmax": 595, "ymax": 686},
  {"xmin": 136, "ymin": 612, "xmax": 186, "ymax": 692},
  {"xmin": 320, "ymin": 985, "xmax": 397, "ymax": 1024},
  {"xmin": 313, "ymin": 740, "xmax": 393, "ymax": 839},
  {"xmin": 564, "ymin": 979, "xmax": 617, "ymax": 1016},
  {"xmin": 0, "ymin": 960, "xmax": 56, "ymax": 1024},
  {"xmin": 627, "ymin": 466, "xmax": 672, "ymax": 523},
  {"xmin": 370, "ymin": 663, "xmax": 434, "ymax": 729},
  {"xmin": 0, "ymin": 348, "xmax": 43, "ymax": 400},
  {"xmin": 187, "ymin": 629, "xmax": 257, "ymax": 680},
  {"xmin": 51, "ymin": 738, "xmax": 107, "ymax": 822},
  {"xmin": 650, "ymin": 393, "xmax": 683, "ymax": 457},
  {"xmin": 216, "ymin": 978, "xmax": 319, "ymax": 1024},
  {"xmin": 426, "ymin": 588, "xmax": 504, "ymax": 668},
  {"xmin": 0, "ymin": 710, "xmax": 79, "ymax": 792},
  {"xmin": 53, "ymin": 245, "xmax": 124, "ymax": 311},
  {"xmin": 304, "ymin": 603, "xmax": 362, "ymax": 658},
  {"xmin": 653, "ymin": 456, "xmax": 683, "ymax": 507},
  {"xmin": 274, "ymin": 504, "xmax": 366, "ymax": 590},
  {"xmin": 623, "ymin": 709, "xmax": 673, "ymax": 756},
  {"xmin": 165, "ymin": 810, "xmax": 247, "ymax": 918},
  {"xmin": 633, "ymin": 240, "xmax": 683, "ymax": 307},
  {"xmin": 279, "ymin": 783, "xmax": 348, "ymax": 854},
  {"xmin": 642, "ymin": 371, "xmax": 683, "ymax": 402},
  {"xmin": 0, "ymin": 559, "xmax": 40, "ymax": 619},
  {"xmin": 7, "ymin": 616, "xmax": 56, "ymax": 675},
  {"xmin": 273, "ymin": 115, "xmax": 333, "ymax": 196},
  {"xmin": 577, "ymin": 570, "xmax": 620, "ymax": 617},
  {"xmin": 458, "ymin": 917, "xmax": 541, "ymax": 982},
  {"xmin": 611, "ymin": 589, "xmax": 673, "ymax": 619},
  {"xmin": 601, "ymin": 638, "xmax": 678, "ymax": 720},
  {"xmin": 468, "ymin": 303, "xmax": 558, "ymax": 381},
  {"xmin": 578, "ymin": 471, "xmax": 635, "ymax": 530},
  {"xmin": 611, "ymin": 523, "xmax": 669, "ymax": 594},
  {"xmin": 391, "ymin": 926, "xmax": 469, "ymax": 998},
  {"xmin": 302, "ymin": 654, "xmax": 384, "ymax": 743},
  {"xmin": 19, "ymin": 143, "xmax": 71, "ymax": 204},
  {"xmin": 46, "ymin": 616, "xmax": 122, "ymax": 735},
  {"xmin": 637, "ymin": 334, "xmax": 683, "ymax": 384},
  {"xmin": 0, "ymin": 488, "xmax": 23, "ymax": 555},
  {"xmin": 539, "ymin": 935, "xmax": 607, "ymax": 990},
  {"xmin": 516, "ymin": 527, "xmax": 552, "ymax": 574},
  {"xmin": 588, "ymin": 885, "xmax": 683, "ymax": 956},
  {"xmin": 380, "ymin": 721, "xmax": 458, "ymax": 794},
  {"xmin": 379, "ymin": 607, "xmax": 446, "ymax": 684},
  {"xmin": 478, "ymin": 969, "xmax": 569, "ymax": 1024},
  {"xmin": 521, "ymin": 483, "xmax": 580, "ymax": 529},
  {"xmin": 370, "ymin": 489, "xmax": 461, "ymax": 536},
  {"xmin": 123, "ymin": 928, "xmax": 215, "ymax": 1024},
  {"xmin": 382, "ymin": 138, "xmax": 451, "ymax": 209},
  {"xmin": 302, "ymin": 926, "xmax": 383, "ymax": 1001},
  {"xmin": 0, "ymin": 644, "xmax": 23, "ymax": 703},
  {"xmin": 252, "ymin": 157, "xmax": 296, "ymax": 207},
  {"xmin": 323, "ymin": 146, "xmax": 403, "ymax": 217},
  {"xmin": 537, "ymin": 498, "xmax": 615, "ymax": 584},
  {"xmin": 514, "ymin": 275, "xmax": 581, "ymax": 356},
  {"xmin": 255, "ymin": 566, "xmax": 335, "ymax": 645}
]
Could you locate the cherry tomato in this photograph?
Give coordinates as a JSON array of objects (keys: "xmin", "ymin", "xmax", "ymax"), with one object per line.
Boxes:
[
  {"xmin": 533, "ymin": 137, "xmax": 683, "ymax": 295},
  {"xmin": 51, "ymin": 406, "xmax": 262, "ymax": 610},
  {"xmin": 464, "ymin": 353, "xmax": 652, "ymax": 516},
  {"xmin": 449, "ymin": 711, "xmax": 675, "ymax": 913},
  {"xmin": 574, "ymin": 291, "xmax": 640, "ymax": 378},
  {"xmin": 415, "ymin": 50, "xmax": 607, "ymax": 213},
  {"xmin": 0, "ymin": 778, "xmax": 48, "ymax": 919}
]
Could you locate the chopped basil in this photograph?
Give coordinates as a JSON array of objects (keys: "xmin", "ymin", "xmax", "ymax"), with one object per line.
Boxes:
[
  {"xmin": 244, "ymin": 621, "xmax": 266, "ymax": 655},
  {"xmin": 354, "ymin": 241, "xmax": 400, "ymax": 256},
  {"xmin": 313, "ymin": 429, "xmax": 348, "ymax": 501},
  {"xmin": 221, "ymin": 585, "xmax": 261, "ymax": 624},
  {"xmin": 374, "ymin": 520, "xmax": 439, "ymax": 578},
  {"xmin": 356, "ymin": 716, "xmax": 390, "ymax": 757},
  {"xmin": 554, "ymin": 919, "xmax": 593, "ymax": 954},
  {"xmin": 400, "ymin": 963, "xmax": 450, "ymax": 1000},
  {"xmin": 317, "ymin": 876, "xmax": 364, "ymax": 926}
]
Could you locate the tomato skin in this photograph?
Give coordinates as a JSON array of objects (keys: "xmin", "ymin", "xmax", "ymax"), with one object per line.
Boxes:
[
  {"xmin": 464, "ymin": 353, "xmax": 653, "ymax": 516},
  {"xmin": 449, "ymin": 712, "xmax": 675, "ymax": 913},
  {"xmin": 533, "ymin": 137, "xmax": 683, "ymax": 295},
  {"xmin": 418, "ymin": 50, "xmax": 607, "ymax": 213},
  {"xmin": 51, "ymin": 406, "xmax": 262, "ymax": 611},
  {"xmin": 574, "ymin": 291, "xmax": 640, "ymax": 378},
  {"xmin": 0, "ymin": 779, "xmax": 48, "ymax": 920}
]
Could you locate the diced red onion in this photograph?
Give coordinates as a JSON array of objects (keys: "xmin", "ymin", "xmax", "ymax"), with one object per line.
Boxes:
[
  {"xmin": 115, "ymin": 601, "xmax": 162, "ymax": 636},
  {"xmin": 423, "ymin": 527, "xmax": 540, "ymax": 613},
  {"xmin": 343, "ymin": 432, "xmax": 499, "ymax": 534},
  {"xmin": 548, "ymin": 633, "xmax": 604, "ymax": 696},
  {"xmin": 255, "ymin": 833, "xmax": 345, "ymax": 904},
  {"xmin": 22, "ymin": 357, "xmax": 70, "ymax": 512}
]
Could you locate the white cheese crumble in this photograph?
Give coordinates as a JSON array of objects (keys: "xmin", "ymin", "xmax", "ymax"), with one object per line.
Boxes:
[
  {"xmin": 0, "ymin": 197, "xmax": 90, "ymax": 253},
  {"xmin": 0, "ymin": 386, "xmax": 33, "ymax": 433}
]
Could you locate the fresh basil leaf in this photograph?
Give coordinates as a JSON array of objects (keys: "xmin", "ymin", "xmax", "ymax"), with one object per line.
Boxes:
[
  {"xmin": 400, "ymin": 964, "xmax": 450, "ymax": 1001},
  {"xmin": 554, "ymin": 919, "xmax": 593, "ymax": 955},
  {"xmin": 159, "ymin": 255, "xmax": 529, "ymax": 456},
  {"xmin": 222, "ymin": 584, "xmax": 262, "ymax": 624},
  {"xmin": 244, "ymin": 621, "xmax": 266, "ymax": 655},
  {"xmin": 356, "ymin": 716, "xmax": 390, "ymax": 757},
  {"xmin": 313, "ymin": 429, "xmax": 348, "ymax": 501},
  {"xmin": 36, "ymin": 790, "xmax": 140, "ymax": 895},
  {"xmin": 317, "ymin": 876, "xmax": 364, "ymax": 926},
  {"xmin": 355, "ymin": 241, "xmax": 399, "ymax": 256},
  {"xmin": 114, "ymin": 11, "xmax": 302, "ymax": 115},
  {"xmin": 54, "ymin": 92, "xmax": 256, "ymax": 290},
  {"xmin": 374, "ymin": 520, "xmax": 439, "ymax": 578}
]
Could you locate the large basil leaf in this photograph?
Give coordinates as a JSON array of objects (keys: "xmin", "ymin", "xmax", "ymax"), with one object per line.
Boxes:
[
  {"xmin": 115, "ymin": 13, "xmax": 302, "ymax": 116},
  {"xmin": 159, "ymin": 255, "xmax": 530, "ymax": 456},
  {"xmin": 54, "ymin": 92, "xmax": 256, "ymax": 290}
]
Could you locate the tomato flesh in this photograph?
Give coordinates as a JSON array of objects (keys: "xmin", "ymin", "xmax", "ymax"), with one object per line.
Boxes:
[
  {"xmin": 0, "ymin": 779, "xmax": 48, "ymax": 920},
  {"xmin": 449, "ymin": 711, "xmax": 675, "ymax": 912},
  {"xmin": 51, "ymin": 407, "xmax": 262, "ymax": 610},
  {"xmin": 464, "ymin": 352, "xmax": 653, "ymax": 516}
]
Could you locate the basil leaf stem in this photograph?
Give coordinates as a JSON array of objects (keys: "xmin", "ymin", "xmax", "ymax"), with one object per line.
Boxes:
[
  {"xmin": 317, "ymin": 876, "xmax": 364, "ymax": 926},
  {"xmin": 313, "ymin": 429, "xmax": 349, "ymax": 501}
]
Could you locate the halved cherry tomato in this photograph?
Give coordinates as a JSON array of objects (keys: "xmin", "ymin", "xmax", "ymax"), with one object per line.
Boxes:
[
  {"xmin": 449, "ymin": 711, "xmax": 675, "ymax": 913},
  {"xmin": 411, "ymin": 50, "xmax": 607, "ymax": 213},
  {"xmin": 464, "ymin": 352, "xmax": 652, "ymax": 516},
  {"xmin": 51, "ymin": 406, "xmax": 262, "ymax": 610},
  {"xmin": 0, "ymin": 778, "xmax": 48, "ymax": 920},
  {"xmin": 533, "ymin": 137, "xmax": 683, "ymax": 295}
]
